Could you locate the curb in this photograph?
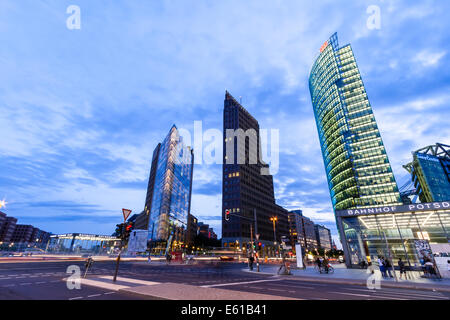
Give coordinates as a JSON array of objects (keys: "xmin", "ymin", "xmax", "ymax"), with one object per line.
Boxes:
[{"xmin": 241, "ymin": 268, "xmax": 450, "ymax": 293}]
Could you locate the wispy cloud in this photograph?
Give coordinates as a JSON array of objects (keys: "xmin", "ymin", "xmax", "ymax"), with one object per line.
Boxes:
[{"xmin": 0, "ymin": 0, "xmax": 449, "ymax": 242}]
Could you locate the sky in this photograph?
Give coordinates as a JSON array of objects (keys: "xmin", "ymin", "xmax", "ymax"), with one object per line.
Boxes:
[{"xmin": 1, "ymin": 0, "xmax": 449, "ymax": 247}]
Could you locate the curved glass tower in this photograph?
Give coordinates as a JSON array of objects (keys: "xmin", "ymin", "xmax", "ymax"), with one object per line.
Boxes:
[
  {"xmin": 309, "ymin": 33, "xmax": 401, "ymax": 211},
  {"xmin": 145, "ymin": 125, "xmax": 194, "ymax": 253}
]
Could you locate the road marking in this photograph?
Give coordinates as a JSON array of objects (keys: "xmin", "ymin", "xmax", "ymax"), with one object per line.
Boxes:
[
  {"xmin": 344, "ymin": 287, "xmax": 449, "ymax": 299},
  {"xmin": 2, "ymin": 284, "xmax": 16, "ymax": 287},
  {"xmin": 96, "ymin": 276, "xmax": 159, "ymax": 286},
  {"xmin": 201, "ymin": 278, "xmax": 282, "ymax": 288},
  {"xmin": 268, "ymin": 283, "xmax": 315, "ymax": 290},
  {"xmin": 20, "ymin": 283, "xmax": 32, "ymax": 286},
  {"xmin": 104, "ymin": 292, "xmax": 115, "ymax": 295},
  {"xmin": 69, "ymin": 296, "xmax": 83, "ymax": 300},
  {"xmin": 87, "ymin": 294, "xmax": 101, "ymax": 298},
  {"xmin": 35, "ymin": 281, "xmax": 47, "ymax": 284},
  {"xmin": 329, "ymin": 291, "xmax": 371, "ymax": 298}
]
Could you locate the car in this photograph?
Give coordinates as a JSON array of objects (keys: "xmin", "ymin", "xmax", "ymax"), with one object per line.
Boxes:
[{"xmin": 219, "ymin": 256, "xmax": 234, "ymax": 261}]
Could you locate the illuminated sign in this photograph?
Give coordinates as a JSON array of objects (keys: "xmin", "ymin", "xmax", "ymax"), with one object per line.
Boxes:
[
  {"xmin": 416, "ymin": 153, "xmax": 440, "ymax": 162},
  {"xmin": 336, "ymin": 201, "xmax": 450, "ymax": 217},
  {"xmin": 320, "ymin": 41, "xmax": 329, "ymax": 53}
]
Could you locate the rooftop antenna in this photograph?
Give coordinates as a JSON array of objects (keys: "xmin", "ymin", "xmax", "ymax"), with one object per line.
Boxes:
[{"xmin": 239, "ymin": 96, "xmax": 242, "ymax": 104}]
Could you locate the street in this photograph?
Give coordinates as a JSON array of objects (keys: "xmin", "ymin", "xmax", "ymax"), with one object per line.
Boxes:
[{"xmin": 0, "ymin": 260, "xmax": 449, "ymax": 300}]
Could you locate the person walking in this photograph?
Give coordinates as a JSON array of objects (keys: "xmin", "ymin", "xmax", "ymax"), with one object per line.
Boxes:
[
  {"xmin": 384, "ymin": 258, "xmax": 394, "ymax": 278},
  {"xmin": 378, "ymin": 256, "xmax": 387, "ymax": 278},
  {"xmin": 424, "ymin": 258, "xmax": 436, "ymax": 278},
  {"xmin": 398, "ymin": 258, "xmax": 407, "ymax": 280},
  {"xmin": 323, "ymin": 257, "xmax": 330, "ymax": 274},
  {"xmin": 248, "ymin": 255, "xmax": 254, "ymax": 271},
  {"xmin": 315, "ymin": 256, "xmax": 322, "ymax": 273}
]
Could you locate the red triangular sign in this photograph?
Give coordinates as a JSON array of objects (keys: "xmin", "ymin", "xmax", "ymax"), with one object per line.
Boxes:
[{"xmin": 122, "ymin": 208, "xmax": 132, "ymax": 221}]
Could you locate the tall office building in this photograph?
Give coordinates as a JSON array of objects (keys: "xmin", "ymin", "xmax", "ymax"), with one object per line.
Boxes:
[
  {"xmin": 288, "ymin": 210, "xmax": 318, "ymax": 252},
  {"xmin": 309, "ymin": 33, "xmax": 401, "ymax": 211},
  {"xmin": 144, "ymin": 125, "xmax": 194, "ymax": 253},
  {"xmin": 314, "ymin": 224, "xmax": 332, "ymax": 251},
  {"xmin": 310, "ymin": 34, "xmax": 449, "ymax": 268},
  {"xmin": 222, "ymin": 91, "xmax": 289, "ymax": 253},
  {"xmin": 403, "ymin": 143, "xmax": 450, "ymax": 203}
]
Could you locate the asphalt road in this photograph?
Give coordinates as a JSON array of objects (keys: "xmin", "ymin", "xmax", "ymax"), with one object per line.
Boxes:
[{"xmin": 0, "ymin": 260, "xmax": 449, "ymax": 300}]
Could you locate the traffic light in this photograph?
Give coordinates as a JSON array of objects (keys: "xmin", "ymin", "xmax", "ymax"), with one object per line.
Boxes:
[
  {"xmin": 123, "ymin": 222, "xmax": 134, "ymax": 242},
  {"xmin": 225, "ymin": 209, "xmax": 230, "ymax": 221},
  {"xmin": 115, "ymin": 223, "xmax": 124, "ymax": 239},
  {"xmin": 258, "ymin": 242, "xmax": 262, "ymax": 250}
]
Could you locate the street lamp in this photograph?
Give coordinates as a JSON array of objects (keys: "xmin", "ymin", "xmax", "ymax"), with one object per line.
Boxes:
[
  {"xmin": 269, "ymin": 216, "xmax": 277, "ymax": 242},
  {"xmin": 269, "ymin": 216, "xmax": 278, "ymax": 258}
]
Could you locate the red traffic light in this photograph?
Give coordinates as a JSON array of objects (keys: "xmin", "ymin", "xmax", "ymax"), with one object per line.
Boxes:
[{"xmin": 225, "ymin": 209, "xmax": 230, "ymax": 221}]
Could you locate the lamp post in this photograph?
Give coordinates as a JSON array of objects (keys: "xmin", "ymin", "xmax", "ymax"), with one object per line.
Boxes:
[{"xmin": 270, "ymin": 216, "xmax": 278, "ymax": 258}]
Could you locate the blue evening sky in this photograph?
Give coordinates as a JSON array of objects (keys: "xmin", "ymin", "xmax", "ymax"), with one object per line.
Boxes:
[{"xmin": 1, "ymin": 1, "xmax": 449, "ymax": 247}]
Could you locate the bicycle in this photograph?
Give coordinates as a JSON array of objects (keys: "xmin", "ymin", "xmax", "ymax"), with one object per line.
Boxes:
[{"xmin": 315, "ymin": 264, "xmax": 334, "ymax": 274}]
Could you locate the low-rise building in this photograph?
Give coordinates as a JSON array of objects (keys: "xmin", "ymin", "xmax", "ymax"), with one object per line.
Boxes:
[
  {"xmin": 0, "ymin": 216, "xmax": 17, "ymax": 242},
  {"xmin": 11, "ymin": 224, "xmax": 34, "ymax": 243}
]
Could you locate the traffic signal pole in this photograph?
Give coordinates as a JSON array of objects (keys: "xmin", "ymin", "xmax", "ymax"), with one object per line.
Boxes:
[
  {"xmin": 113, "ymin": 243, "xmax": 122, "ymax": 282},
  {"xmin": 226, "ymin": 209, "xmax": 260, "ymax": 272},
  {"xmin": 113, "ymin": 223, "xmax": 124, "ymax": 282},
  {"xmin": 113, "ymin": 209, "xmax": 132, "ymax": 282}
]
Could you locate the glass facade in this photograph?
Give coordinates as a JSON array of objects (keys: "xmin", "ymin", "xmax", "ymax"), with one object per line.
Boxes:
[
  {"xmin": 47, "ymin": 234, "xmax": 120, "ymax": 254},
  {"xmin": 147, "ymin": 125, "xmax": 194, "ymax": 251},
  {"xmin": 309, "ymin": 33, "xmax": 402, "ymax": 211},
  {"xmin": 406, "ymin": 144, "xmax": 450, "ymax": 203},
  {"xmin": 337, "ymin": 203, "xmax": 450, "ymax": 270}
]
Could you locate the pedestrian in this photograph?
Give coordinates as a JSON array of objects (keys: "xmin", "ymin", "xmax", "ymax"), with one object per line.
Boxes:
[
  {"xmin": 248, "ymin": 255, "xmax": 254, "ymax": 271},
  {"xmin": 377, "ymin": 256, "xmax": 387, "ymax": 278},
  {"xmin": 384, "ymin": 258, "xmax": 394, "ymax": 278},
  {"xmin": 398, "ymin": 258, "xmax": 407, "ymax": 280},
  {"xmin": 166, "ymin": 252, "xmax": 172, "ymax": 265},
  {"xmin": 360, "ymin": 260, "xmax": 367, "ymax": 269},
  {"xmin": 424, "ymin": 258, "xmax": 435, "ymax": 278},
  {"xmin": 323, "ymin": 257, "xmax": 329, "ymax": 274},
  {"xmin": 315, "ymin": 256, "xmax": 322, "ymax": 272}
]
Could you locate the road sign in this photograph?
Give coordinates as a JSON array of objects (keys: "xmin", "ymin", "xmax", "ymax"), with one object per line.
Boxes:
[
  {"xmin": 122, "ymin": 208, "xmax": 132, "ymax": 221},
  {"xmin": 255, "ymin": 234, "xmax": 260, "ymax": 240}
]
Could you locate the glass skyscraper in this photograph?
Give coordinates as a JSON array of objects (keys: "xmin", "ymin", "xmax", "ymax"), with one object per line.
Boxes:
[
  {"xmin": 144, "ymin": 125, "xmax": 194, "ymax": 253},
  {"xmin": 308, "ymin": 34, "xmax": 450, "ymax": 269},
  {"xmin": 309, "ymin": 33, "xmax": 402, "ymax": 212},
  {"xmin": 404, "ymin": 143, "xmax": 450, "ymax": 203}
]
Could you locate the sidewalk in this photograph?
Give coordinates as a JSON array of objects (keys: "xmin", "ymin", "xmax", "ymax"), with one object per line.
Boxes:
[
  {"xmin": 243, "ymin": 263, "xmax": 450, "ymax": 293},
  {"xmin": 74, "ymin": 275, "xmax": 298, "ymax": 300}
]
